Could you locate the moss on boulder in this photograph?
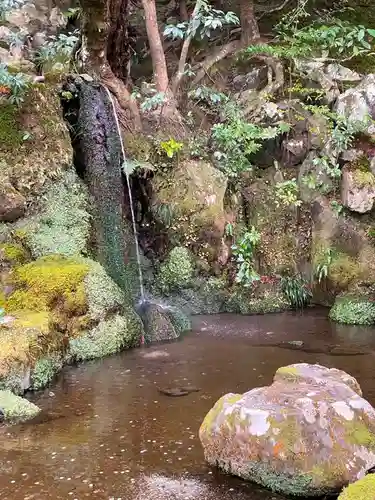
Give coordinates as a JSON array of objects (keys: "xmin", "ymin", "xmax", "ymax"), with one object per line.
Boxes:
[
  {"xmin": 200, "ymin": 363, "xmax": 375, "ymax": 497},
  {"xmin": 329, "ymin": 295, "xmax": 375, "ymax": 325},
  {"xmin": 157, "ymin": 246, "xmax": 194, "ymax": 293},
  {"xmin": 0, "ymin": 390, "xmax": 40, "ymax": 423},
  {"xmin": 0, "ymin": 254, "xmax": 145, "ymax": 393},
  {"xmin": 338, "ymin": 475, "xmax": 375, "ymax": 500}
]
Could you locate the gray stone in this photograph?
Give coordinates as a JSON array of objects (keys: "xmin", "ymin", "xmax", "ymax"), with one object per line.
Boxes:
[
  {"xmin": 325, "ymin": 63, "xmax": 362, "ymax": 83},
  {"xmin": 335, "ymin": 74, "xmax": 375, "ymax": 134},
  {"xmin": 232, "ymin": 66, "xmax": 267, "ymax": 91},
  {"xmin": 341, "ymin": 165, "xmax": 375, "ymax": 214}
]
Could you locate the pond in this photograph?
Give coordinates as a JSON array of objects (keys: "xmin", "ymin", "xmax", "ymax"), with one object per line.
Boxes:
[{"xmin": 1, "ymin": 309, "xmax": 375, "ymax": 500}]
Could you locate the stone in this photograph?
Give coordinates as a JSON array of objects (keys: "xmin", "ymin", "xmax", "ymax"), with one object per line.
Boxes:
[
  {"xmin": 0, "ymin": 390, "xmax": 40, "ymax": 423},
  {"xmin": 335, "ymin": 74, "xmax": 375, "ymax": 134},
  {"xmin": 294, "ymin": 58, "xmax": 340, "ymax": 104},
  {"xmin": 137, "ymin": 302, "xmax": 179, "ymax": 343},
  {"xmin": 341, "ymin": 165, "xmax": 375, "ymax": 214},
  {"xmin": 0, "ymin": 182, "xmax": 26, "ymax": 222},
  {"xmin": 200, "ymin": 363, "xmax": 375, "ymax": 497},
  {"xmin": 232, "ymin": 66, "xmax": 267, "ymax": 91},
  {"xmin": 325, "ymin": 63, "xmax": 362, "ymax": 83}
]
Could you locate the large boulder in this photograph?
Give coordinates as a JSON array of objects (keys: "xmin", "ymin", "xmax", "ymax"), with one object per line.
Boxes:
[
  {"xmin": 200, "ymin": 363, "xmax": 375, "ymax": 497},
  {"xmin": 341, "ymin": 164, "xmax": 375, "ymax": 214}
]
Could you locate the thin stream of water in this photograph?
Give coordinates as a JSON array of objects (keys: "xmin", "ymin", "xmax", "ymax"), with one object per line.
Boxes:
[{"xmin": 103, "ymin": 85, "xmax": 145, "ymax": 301}]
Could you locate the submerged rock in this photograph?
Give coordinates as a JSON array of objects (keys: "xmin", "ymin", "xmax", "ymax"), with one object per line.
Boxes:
[
  {"xmin": 0, "ymin": 390, "xmax": 40, "ymax": 423},
  {"xmin": 199, "ymin": 363, "xmax": 375, "ymax": 497}
]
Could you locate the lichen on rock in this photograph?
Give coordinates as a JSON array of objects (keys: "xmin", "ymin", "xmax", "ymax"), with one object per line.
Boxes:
[{"xmin": 199, "ymin": 363, "xmax": 375, "ymax": 497}]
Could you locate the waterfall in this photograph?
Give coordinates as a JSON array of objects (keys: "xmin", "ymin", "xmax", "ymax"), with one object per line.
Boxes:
[{"xmin": 103, "ymin": 86, "xmax": 145, "ymax": 302}]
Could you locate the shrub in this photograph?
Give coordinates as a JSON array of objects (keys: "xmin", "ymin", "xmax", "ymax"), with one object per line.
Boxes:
[
  {"xmin": 281, "ymin": 276, "xmax": 312, "ymax": 309},
  {"xmin": 329, "ymin": 295, "xmax": 375, "ymax": 325}
]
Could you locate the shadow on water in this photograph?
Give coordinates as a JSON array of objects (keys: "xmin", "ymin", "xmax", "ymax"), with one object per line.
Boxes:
[{"xmin": 1, "ymin": 308, "xmax": 374, "ymax": 499}]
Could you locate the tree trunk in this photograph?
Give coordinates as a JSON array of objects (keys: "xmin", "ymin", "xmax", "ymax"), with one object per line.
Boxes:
[
  {"xmin": 240, "ymin": 0, "xmax": 259, "ymax": 45},
  {"xmin": 141, "ymin": 0, "xmax": 170, "ymax": 93},
  {"xmin": 79, "ymin": 0, "xmax": 142, "ymax": 130},
  {"xmin": 192, "ymin": 0, "xmax": 260, "ymax": 86},
  {"xmin": 172, "ymin": 0, "xmax": 203, "ymax": 94}
]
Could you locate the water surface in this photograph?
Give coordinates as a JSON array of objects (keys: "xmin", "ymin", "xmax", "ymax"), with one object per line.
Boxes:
[{"xmin": 1, "ymin": 309, "xmax": 375, "ymax": 500}]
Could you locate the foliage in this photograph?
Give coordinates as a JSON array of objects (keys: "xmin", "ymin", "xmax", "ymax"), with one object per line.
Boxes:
[
  {"xmin": 189, "ymin": 86, "xmax": 228, "ymax": 106},
  {"xmin": 225, "ymin": 222, "xmax": 234, "ymax": 238},
  {"xmin": 158, "ymin": 246, "xmax": 194, "ymax": 293},
  {"xmin": 330, "ymin": 200, "xmax": 344, "ymax": 217},
  {"xmin": 0, "ymin": 0, "xmax": 27, "ymax": 19},
  {"xmin": 275, "ymin": 179, "xmax": 302, "ymax": 207},
  {"xmin": 163, "ymin": 0, "xmax": 239, "ymax": 41},
  {"xmin": 35, "ymin": 31, "xmax": 79, "ymax": 69},
  {"xmin": 31, "ymin": 355, "xmax": 62, "ymax": 391},
  {"xmin": 212, "ymin": 113, "xmax": 288, "ymax": 177},
  {"xmin": 0, "ymin": 64, "xmax": 30, "ymax": 105},
  {"xmin": 312, "ymin": 155, "xmax": 341, "ymax": 180},
  {"xmin": 159, "ymin": 138, "xmax": 183, "ymax": 158},
  {"xmin": 231, "ymin": 227, "xmax": 261, "ymax": 287},
  {"xmin": 280, "ymin": 276, "xmax": 312, "ymax": 309},
  {"xmin": 329, "ymin": 295, "xmax": 375, "ymax": 325},
  {"xmin": 140, "ymin": 91, "xmax": 166, "ymax": 112},
  {"xmin": 314, "ymin": 247, "xmax": 335, "ymax": 283}
]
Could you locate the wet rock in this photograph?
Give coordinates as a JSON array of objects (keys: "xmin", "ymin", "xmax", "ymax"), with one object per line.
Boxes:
[
  {"xmin": 341, "ymin": 165, "xmax": 375, "ymax": 213},
  {"xmin": 200, "ymin": 363, "xmax": 375, "ymax": 497},
  {"xmin": 0, "ymin": 182, "xmax": 26, "ymax": 222},
  {"xmin": 140, "ymin": 349, "xmax": 170, "ymax": 359},
  {"xmin": 139, "ymin": 302, "xmax": 179, "ymax": 342}
]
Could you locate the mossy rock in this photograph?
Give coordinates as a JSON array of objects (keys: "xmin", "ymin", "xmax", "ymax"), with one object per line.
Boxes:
[
  {"xmin": 338, "ymin": 475, "xmax": 375, "ymax": 500},
  {"xmin": 224, "ymin": 286, "xmax": 290, "ymax": 315},
  {"xmin": 0, "ymin": 254, "xmax": 145, "ymax": 391},
  {"xmin": 157, "ymin": 246, "xmax": 194, "ymax": 293},
  {"xmin": 0, "ymin": 390, "xmax": 41, "ymax": 423},
  {"xmin": 329, "ymin": 295, "xmax": 375, "ymax": 325},
  {"xmin": 0, "ymin": 86, "xmax": 72, "ymax": 203},
  {"xmin": 13, "ymin": 169, "xmax": 90, "ymax": 259},
  {"xmin": 68, "ymin": 312, "xmax": 143, "ymax": 362},
  {"xmin": 0, "ymin": 242, "xmax": 29, "ymax": 265}
]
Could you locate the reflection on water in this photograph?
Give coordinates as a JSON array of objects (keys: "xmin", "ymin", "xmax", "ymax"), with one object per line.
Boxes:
[{"xmin": 1, "ymin": 309, "xmax": 375, "ymax": 499}]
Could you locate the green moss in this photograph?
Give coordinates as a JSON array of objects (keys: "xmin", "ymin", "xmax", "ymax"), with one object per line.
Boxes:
[
  {"xmin": 338, "ymin": 474, "xmax": 375, "ymax": 500},
  {"xmin": 18, "ymin": 170, "xmax": 90, "ymax": 258},
  {"xmin": 329, "ymin": 295, "xmax": 375, "ymax": 325},
  {"xmin": 329, "ymin": 253, "xmax": 362, "ymax": 289},
  {"xmin": 344, "ymin": 419, "xmax": 375, "ymax": 448},
  {"xmin": 84, "ymin": 262, "xmax": 126, "ymax": 320},
  {"xmin": 275, "ymin": 366, "xmax": 299, "ymax": 380},
  {"xmin": 69, "ymin": 312, "xmax": 143, "ymax": 362},
  {"xmin": 0, "ymin": 390, "xmax": 40, "ymax": 422},
  {"xmin": 0, "ymin": 243, "xmax": 28, "ymax": 264},
  {"xmin": 6, "ymin": 255, "xmax": 89, "ymax": 315},
  {"xmin": 158, "ymin": 247, "xmax": 194, "ymax": 293},
  {"xmin": 0, "ymin": 103, "xmax": 22, "ymax": 150},
  {"xmin": 353, "ymin": 170, "xmax": 375, "ymax": 189},
  {"xmin": 31, "ymin": 355, "xmax": 63, "ymax": 391},
  {"xmin": 224, "ymin": 288, "xmax": 289, "ymax": 315},
  {"xmin": 0, "ymin": 289, "xmax": 5, "ymax": 308}
]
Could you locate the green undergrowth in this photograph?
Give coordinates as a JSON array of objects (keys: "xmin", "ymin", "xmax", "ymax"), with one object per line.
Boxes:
[{"xmin": 329, "ymin": 295, "xmax": 375, "ymax": 325}]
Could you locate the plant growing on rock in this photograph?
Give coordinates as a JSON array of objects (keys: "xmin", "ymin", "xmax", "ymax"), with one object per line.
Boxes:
[
  {"xmin": 0, "ymin": 64, "xmax": 30, "ymax": 105},
  {"xmin": 275, "ymin": 179, "xmax": 302, "ymax": 207},
  {"xmin": 158, "ymin": 246, "xmax": 194, "ymax": 293},
  {"xmin": 314, "ymin": 248, "xmax": 335, "ymax": 283},
  {"xmin": 281, "ymin": 276, "xmax": 311, "ymax": 309},
  {"xmin": 231, "ymin": 227, "xmax": 261, "ymax": 287},
  {"xmin": 34, "ymin": 30, "xmax": 80, "ymax": 70}
]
